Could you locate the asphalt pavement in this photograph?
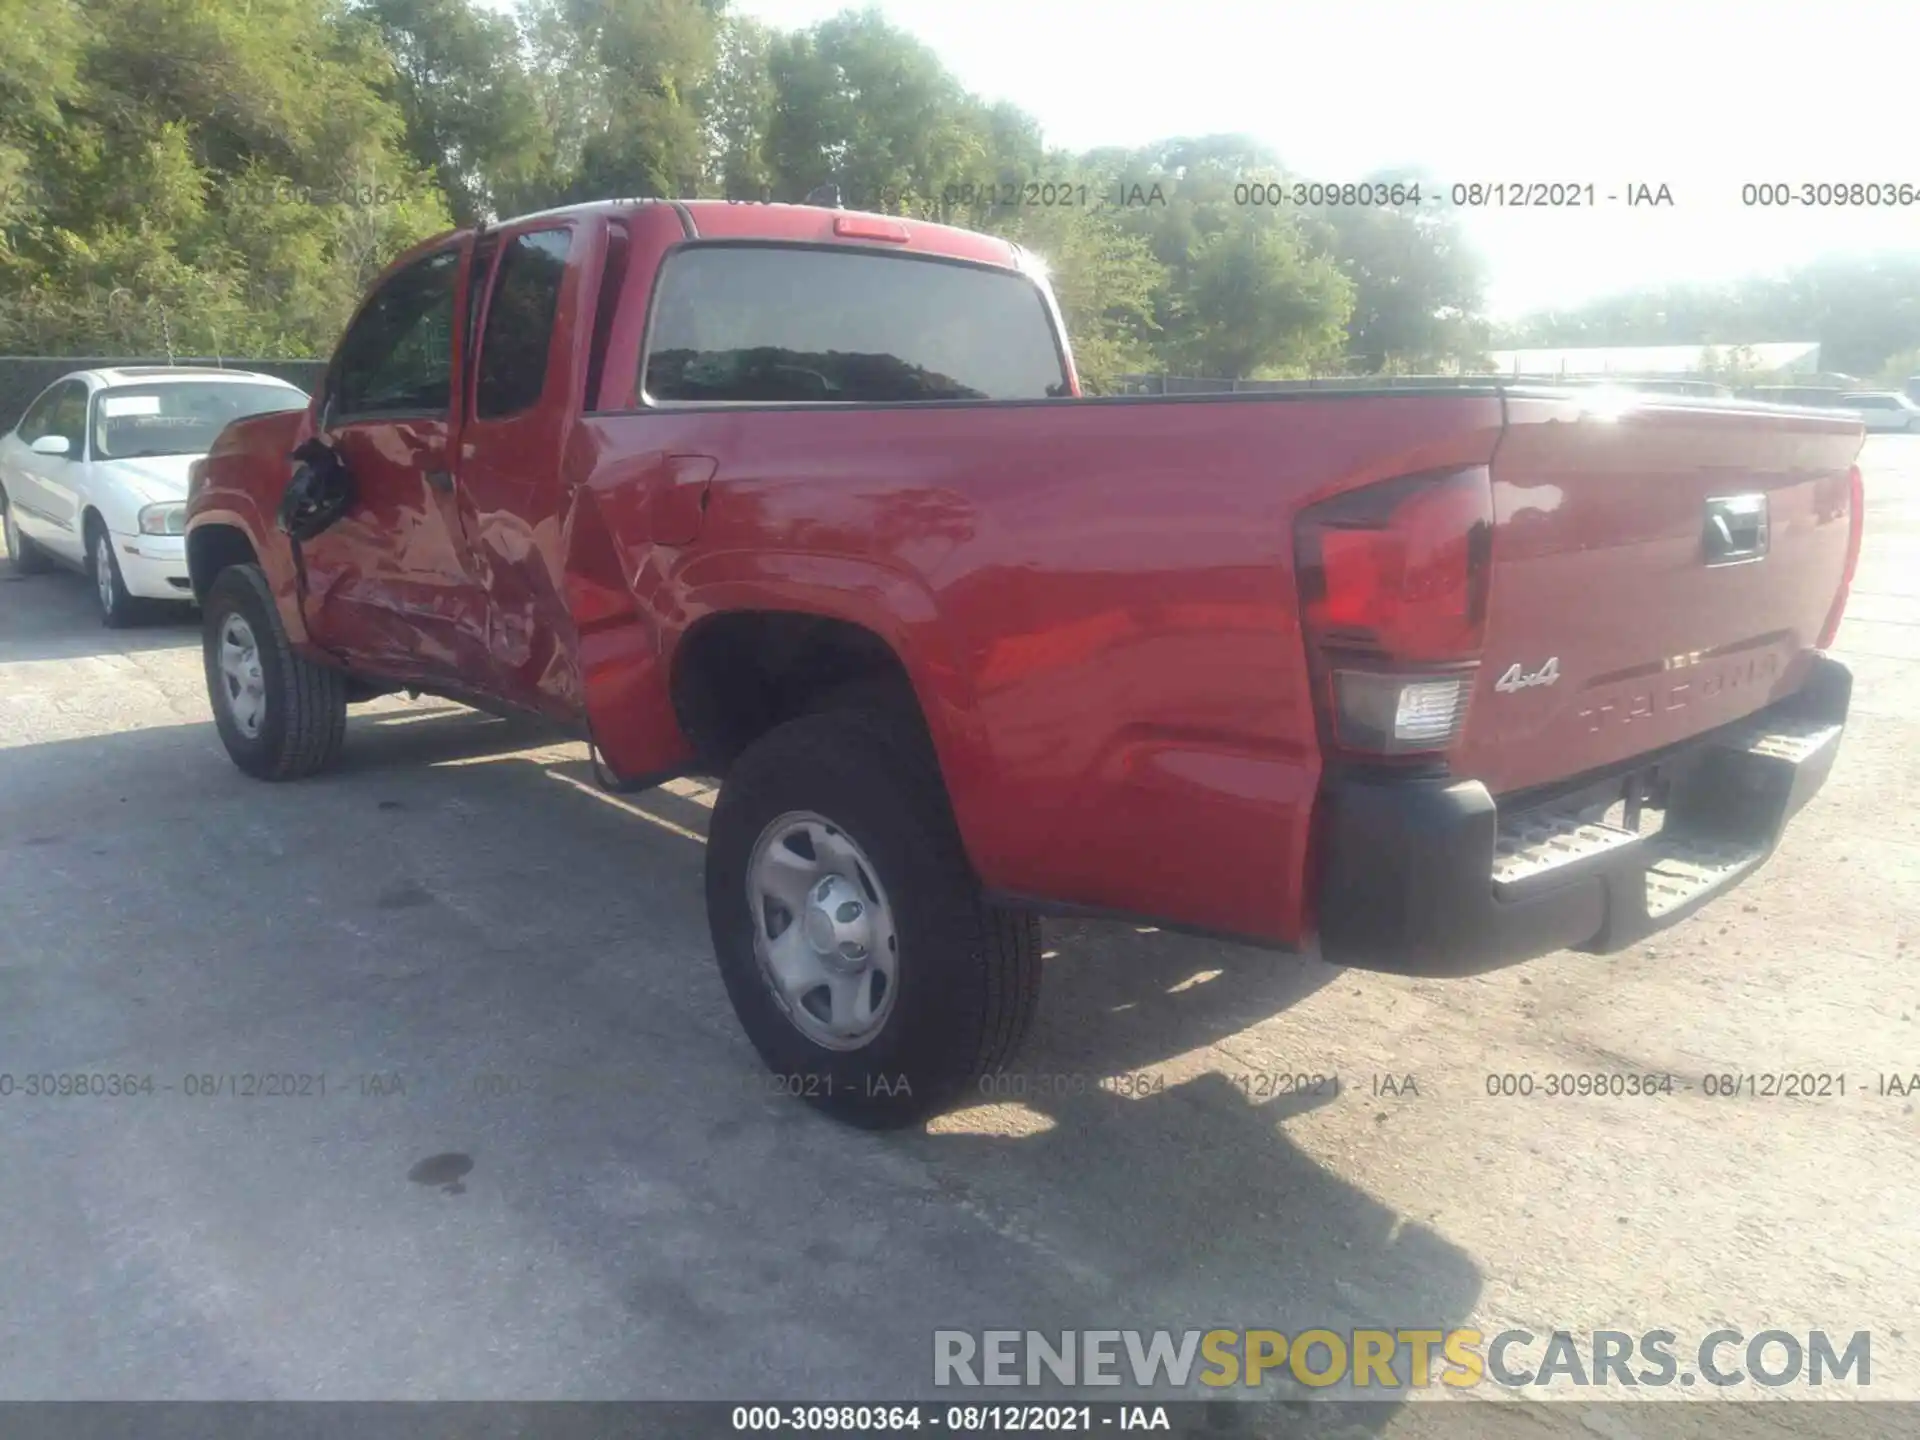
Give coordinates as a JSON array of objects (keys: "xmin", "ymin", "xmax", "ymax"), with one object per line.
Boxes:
[{"xmin": 2, "ymin": 438, "xmax": 1916, "ymax": 1434}]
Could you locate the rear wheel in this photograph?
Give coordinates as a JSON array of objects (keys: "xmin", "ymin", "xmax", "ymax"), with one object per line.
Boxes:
[
  {"xmin": 2, "ymin": 495, "xmax": 51, "ymax": 574},
  {"xmin": 202, "ymin": 563, "xmax": 348, "ymax": 780},
  {"xmin": 706, "ymin": 709, "xmax": 1042, "ymax": 1128}
]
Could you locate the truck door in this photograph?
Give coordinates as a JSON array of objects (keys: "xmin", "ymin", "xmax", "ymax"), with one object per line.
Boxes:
[
  {"xmin": 299, "ymin": 241, "xmax": 493, "ymax": 682},
  {"xmin": 445, "ymin": 221, "xmax": 584, "ymax": 716}
]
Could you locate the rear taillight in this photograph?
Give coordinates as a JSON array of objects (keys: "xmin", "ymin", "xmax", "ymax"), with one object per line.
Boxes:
[
  {"xmin": 1295, "ymin": 466, "xmax": 1494, "ymax": 757},
  {"xmin": 1816, "ymin": 463, "xmax": 1865, "ymax": 650}
]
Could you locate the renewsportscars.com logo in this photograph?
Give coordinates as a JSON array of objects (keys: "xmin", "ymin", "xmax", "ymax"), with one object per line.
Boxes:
[{"xmin": 934, "ymin": 1328, "xmax": 1872, "ymax": 1392}]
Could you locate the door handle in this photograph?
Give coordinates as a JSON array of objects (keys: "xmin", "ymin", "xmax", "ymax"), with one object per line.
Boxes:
[{"xmin": 425, "ymin": 469, "xmax": 454, "ymax": 493}]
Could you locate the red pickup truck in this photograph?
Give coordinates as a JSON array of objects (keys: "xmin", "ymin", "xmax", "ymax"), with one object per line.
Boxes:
[{"xmin": 185, "ymin": 199, "xmax": 1865, "ymax": 1126}]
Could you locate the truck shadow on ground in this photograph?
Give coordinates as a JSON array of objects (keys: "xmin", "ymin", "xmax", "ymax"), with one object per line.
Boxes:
[{"xmin": 0, "ymin": 702, "xmax": 1483, "ymax": 1419}]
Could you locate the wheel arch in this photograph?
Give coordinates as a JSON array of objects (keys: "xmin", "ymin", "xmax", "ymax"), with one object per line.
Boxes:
[
  {"xmin": 671, "ymin": 608, "xmax": 934, "ymax": 770},
  {"xmin": 187, "ymin": 520, "xmax": 261, "ymax": 603},
  {"xmin": 187, "ymin": 513, "xmax": 311, "ymax": 646},
  {"xmin": 664, "ymin": 575, "xmax": 993, "ymax": 870}
]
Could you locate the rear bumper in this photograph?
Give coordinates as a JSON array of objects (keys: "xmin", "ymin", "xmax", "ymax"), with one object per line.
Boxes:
[{"xmin": 1315, "ymin": 655, "xmax": 1851, "ymax": 976}]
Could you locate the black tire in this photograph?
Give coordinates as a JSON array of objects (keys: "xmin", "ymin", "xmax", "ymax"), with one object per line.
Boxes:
[
  {"xmin": 706, "ymin": 709, "xmax": 1042, "ymax": 1128},
  {"xmin": 2, "ymin": 493, "xmax": 52, "ymax": 574},
  {"xmin": 87, "ymin": 517, "xmax": 143, "ymax": 628},
  {"xmin": 202, "ymin": 563, "xmax": 348, "ymax": 780}
]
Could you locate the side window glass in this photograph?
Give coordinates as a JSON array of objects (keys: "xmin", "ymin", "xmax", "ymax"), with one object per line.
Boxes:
[
  {"xmin": 48, "ymin": 383, "xmax": 89, "ymax": 450},
  {"xmin": 16, "ymin": 384, "xmax": 63, "ymax": 442},
  {"xmin": 330, "ymin": 248, "xmax": 460, "ymax": 421},
  {"xmin": 476, "ymin": 229, "xmax": 573, "ymax": 419}
]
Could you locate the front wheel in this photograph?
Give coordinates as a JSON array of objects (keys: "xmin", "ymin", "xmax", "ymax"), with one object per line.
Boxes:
[
  {"xmin": 706, "ymin": 710, "xmax": 1042, "ymax": 1128},
  {"xmin": 201, "ymin": 563, "xmax": 348, "ymax": 780},
  {"xmin": 90, "ymin": 523, "xmax": 142, "ymax": 628}
]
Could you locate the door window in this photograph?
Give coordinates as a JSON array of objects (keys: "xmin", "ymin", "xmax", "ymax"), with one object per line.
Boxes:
[
  {"xmin": 18, "ymin": 380, "xmax": 87, "ymax": 451},
  {"xmin": 328, "ymin": 248, "xmax": 461, "ymax": 423},
  {"xmin": 16, "ymin": 382, "xmax": 67, "ymax": 443},
  {"xmin": 45, "ymin": 382, "xmax": 89, "ymax": 453},
  {"xmin": 475, "ymin": 229, "xmax": 573, "ymax": 419}
]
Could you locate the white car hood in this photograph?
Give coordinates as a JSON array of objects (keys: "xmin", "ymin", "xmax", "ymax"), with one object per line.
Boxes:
[{"xmin": 94, "ymin": 454, "xmax": 200, "ymax": 505}]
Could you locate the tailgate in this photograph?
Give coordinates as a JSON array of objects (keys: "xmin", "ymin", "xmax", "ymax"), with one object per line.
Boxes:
[{"xmin": 1456, "ymin": 393, "xmax": 1862, "ymax": 797}]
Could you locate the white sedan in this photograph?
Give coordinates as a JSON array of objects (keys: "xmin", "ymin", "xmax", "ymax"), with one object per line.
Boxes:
[
  {"xmin": 0, "ymin": 366, "xmax": 308, "ymax": 625},
  {"xmin": 1837, "ymin": 391, "xmax": 1920, "ymax": 432}
]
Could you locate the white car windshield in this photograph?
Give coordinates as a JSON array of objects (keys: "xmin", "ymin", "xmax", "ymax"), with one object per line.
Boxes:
[{"xmin": 91, "ymin": 381, "xmax": 306, "ymax": 460}]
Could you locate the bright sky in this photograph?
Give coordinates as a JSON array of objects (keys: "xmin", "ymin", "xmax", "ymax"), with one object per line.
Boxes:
[
  {"xmin": 722, "ymin": 0, "xmax": 1920, "ymax": 319},
  {"xmin": 475, "ymin": 0, "xmax": 1920, "ymax": 318}
]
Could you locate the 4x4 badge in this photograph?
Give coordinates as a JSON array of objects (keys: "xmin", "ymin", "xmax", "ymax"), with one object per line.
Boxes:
[{"xmin": 1495, "ymin": 657, "xmax": 1560, "ymax": 693}]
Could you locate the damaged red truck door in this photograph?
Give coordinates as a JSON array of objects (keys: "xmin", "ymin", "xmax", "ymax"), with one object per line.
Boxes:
[{"xmin": 290, "ymin": 243, "xmax": 492, "ymax": 685}]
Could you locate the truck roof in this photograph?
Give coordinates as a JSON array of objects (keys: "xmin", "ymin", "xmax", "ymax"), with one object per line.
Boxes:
[{"xmin": 427, "ymin": 198, "xmax": 1026, "ymax": 272}]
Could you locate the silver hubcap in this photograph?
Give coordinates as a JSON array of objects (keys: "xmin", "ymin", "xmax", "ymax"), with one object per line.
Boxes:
[
  {"xmin": 217, "ymin": 613, "xmax": 267, "ymax": 739},
  {"xmin": 94, "ymin": 533, "xmax": 115, "ymax": 612},
  {"xmin": 747, "ymin": 811, "xmax": 900, "ymax": 1050}
]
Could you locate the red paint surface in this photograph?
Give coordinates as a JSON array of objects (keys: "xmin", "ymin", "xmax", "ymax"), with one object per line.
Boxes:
[{"xmin": 188, "ymin": 199, "xmax": 1866, "ymax": 948}]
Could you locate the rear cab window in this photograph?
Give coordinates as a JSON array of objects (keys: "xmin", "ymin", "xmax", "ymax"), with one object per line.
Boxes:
[{"xmin": 640, "ymin": 243, "xmax": 1070, "ymax": 405}]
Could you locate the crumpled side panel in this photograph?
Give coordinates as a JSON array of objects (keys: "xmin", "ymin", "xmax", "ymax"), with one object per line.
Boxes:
[{"xmin": 559, "ymin": 478, "xmax": 693, "ymax": 780}]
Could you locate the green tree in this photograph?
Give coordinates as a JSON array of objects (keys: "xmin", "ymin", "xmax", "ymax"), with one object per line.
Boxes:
[
  {"xmin": 704, "ymin": 13, "xmax": 776, "ymax": 199},
  {"xmin": 1177, "ymin": 223, "xmax": 1353, "ymax": 378},
  {"xmin": 765, "ymin": 11, "xmax": 1005, "ymax": 212},
  {"xmin": 0, "ymin": 0, "xmax": 1503, "ymax": 384},
  {"xmin": 509, "ymin": 0, "xmax": 718, "ymax": 210},
  {"xmin": 1876, "ymin": 346, "xmax": 1920, "ymax": 387},
  {"xmin": 1309, "ymin": 178, "xmax": 1487, "ymax": 373},
  {"xmin": 358, "ymin": 0, "xmax": 547, "ymax": 226},
  {"xmin": 0, "ymin": 0, "xmax": 449, "ymax": 357},
  {"xmin": 573, "ymin": 0, "xmax": 718, "ymax": 200},
  {"xmin": 0, "ymin": 0, "xmax": 84, "ymax": 249},
  {"xmin": 981, "ymin": 188, "xmax": 1166, "ymax": 393},
  {"xmin": 1698, "ymin": 343, "xmax": 1771, "ymax": 388}
]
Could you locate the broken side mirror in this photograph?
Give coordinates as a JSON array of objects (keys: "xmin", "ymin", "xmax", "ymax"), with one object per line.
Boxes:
[{"xmin": 278, "ymin": 436, "xmax": 357, "ymax": 541}]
